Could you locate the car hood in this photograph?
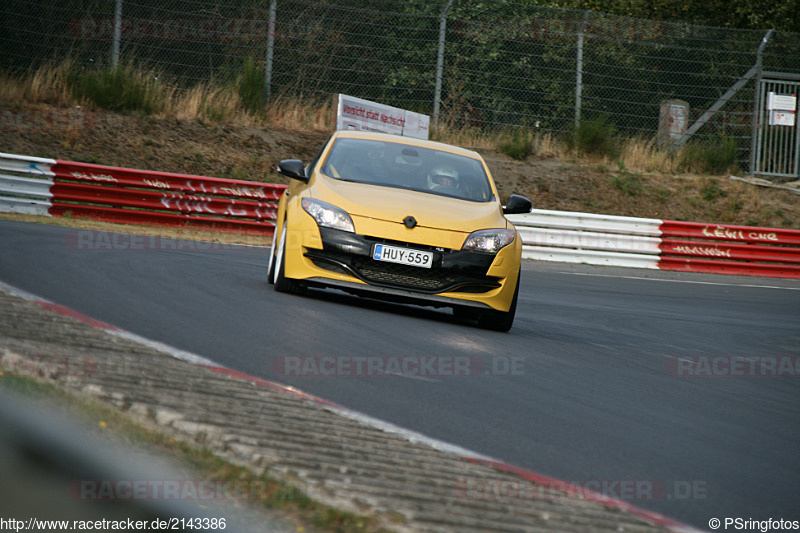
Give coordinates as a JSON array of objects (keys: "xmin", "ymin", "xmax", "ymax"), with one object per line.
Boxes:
[{"xmin": 310, "ymin": 175, "xmax": 507, "ymax": 232}]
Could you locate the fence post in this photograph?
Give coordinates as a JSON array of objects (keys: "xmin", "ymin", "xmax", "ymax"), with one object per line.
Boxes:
[
  {"xmin": 673, "ymin": 29, "xmax": 774, "ymax": 151},
  {"xmin": 749, "ymin": 29, "xmax": 775, "ymax": 175},
  {"xmin": 574, "ymin": 10, "xmax": 589, "ymax": 130},
  {"xmin": 111, "ymin": 0, "xmax": 122, "ymax": 68},
  {"xmin": 264, "ymin": 0, "xmax": 277, "ymax": 105},
  {"xmin": 432, "ymin": 0, "xmax": 455, "ymax": 129}
]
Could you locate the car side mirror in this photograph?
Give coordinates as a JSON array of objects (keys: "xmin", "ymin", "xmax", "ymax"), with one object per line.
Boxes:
[
  {"xmin": 503, "ymin": 194, "xmax": 532, "ymax": 215},
  {"xmin": 277, "ymin": 159, "xmax": 308, "ymax": 182}
]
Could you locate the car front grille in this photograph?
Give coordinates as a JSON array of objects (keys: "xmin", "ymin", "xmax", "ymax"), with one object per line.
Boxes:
[
  {"xmin": 308, "ymin": 254, "xmax": 500, "ymax": 294},
  {"xmin": 354, "ymin": 259, "xmax": 464, "ymax": 292},
  {"xmin": 306, "ymin": 229, "xmax": 502, "ymax": 294}
]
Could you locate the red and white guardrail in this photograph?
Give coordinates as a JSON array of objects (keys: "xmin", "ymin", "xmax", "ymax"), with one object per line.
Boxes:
[
  {"xmin": 0, "ymin": 152, "xmax": 285, "ymax": 235},
  {"xmin": 507, "ymin": 210, "xmax": 800, "ymax": 279},
  {"xmin": 2, "ymin": 151, "xmax": 799, "ymax": 278}
]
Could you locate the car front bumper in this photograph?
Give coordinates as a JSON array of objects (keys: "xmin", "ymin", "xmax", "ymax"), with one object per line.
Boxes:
[{"xmin": 284, "ymin": 225, "xmax": 520, "ymax": 312}]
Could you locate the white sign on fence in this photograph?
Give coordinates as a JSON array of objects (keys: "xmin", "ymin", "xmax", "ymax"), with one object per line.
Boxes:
[
  {"xmin": 770, "ymin": 111, "xmax": 796, "ymax": 127},
  {"xmin": 767, "ymin": 92, "xmax": 797, "ymax": 111},
  {"xmin": 336, "ymin": 94, "xmax": 430, "ymax": 139},
  {"xmin": 766, "ymin": 92, "xmax": 797, "ymax": 127}
]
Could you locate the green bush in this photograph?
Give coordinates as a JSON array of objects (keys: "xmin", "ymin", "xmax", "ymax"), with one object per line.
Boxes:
[
  {"xmin": 68, "ymin": 64, "xmax": 162, "ymax": 114},
  {"xmin": 237, "ymin": 57, "xmax": 265, "ymax": 114},
  {"xmin": 704, "ymin": 138, "xmax": 739, "ymax": 174},
  {"xmin": 498, "ymin": 128, "xmax": 534, "ymax": 160},
  {"xmin": 568, "ymin": 114, "xmax": 621, "ymax": 159},
  {"xmin": 680, "ymin": 138, "xmax": 739, "ymax": 174}
]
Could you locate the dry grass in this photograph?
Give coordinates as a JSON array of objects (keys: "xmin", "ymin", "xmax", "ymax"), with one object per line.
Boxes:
[
  {"xmin": 435, "ymin": 122, "xmax": 682, "ymax": 174},
  {"xmin": 0, "ymin": 61, "xmax": 74, "ymax": 107},
  {"xmin": 617, "ymin": 136, "xmax": 680, "ymax": 173},
  {"xmin": 559, "ymin": 134, "xmax": 718, "ymax": 176},
  {"xmin": 1, "ymin": 62, "xmax": 697, "ymax": 172},
  {"xmin": 264, "ymin": 95, "xmax": 336, "ymax": 130},
  {"xmin": 432, "ymin": 122, "xmax": 497, "ymax": 151},
  {"xmin": 162, "ymin": 82, "xmax": 252, "ymax": 125},
  {"xmin": 532, "ymin": 132, "xmax": 568, "ymax": 159}
]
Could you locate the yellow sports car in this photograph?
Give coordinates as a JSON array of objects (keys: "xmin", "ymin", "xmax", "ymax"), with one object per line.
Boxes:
[{"xmin": 267, "ymin": 130, "xmax": 531, "ymax": 331}]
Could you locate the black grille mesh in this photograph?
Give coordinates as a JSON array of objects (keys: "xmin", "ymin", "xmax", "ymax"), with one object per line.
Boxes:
[{"xmin": 309, "ymin": 254, "xmax": 498, "ymax": 293}]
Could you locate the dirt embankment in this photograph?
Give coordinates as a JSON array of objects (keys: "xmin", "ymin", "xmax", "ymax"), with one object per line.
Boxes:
[{"xmin": 2, "ymin": 105, "xmax": 798, "ymax": 229}]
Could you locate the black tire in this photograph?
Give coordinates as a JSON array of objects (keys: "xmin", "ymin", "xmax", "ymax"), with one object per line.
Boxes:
[
  {"xmin": 266, "ymin": 228, "xmax": 278, "ymax": 284},
  {"xmin": 477, "ymin": 270, "xmax": 520, "ymax": 332},
  {"xmin": 273, "ymin": 222, "xmax": 305, "ymax": 295}
]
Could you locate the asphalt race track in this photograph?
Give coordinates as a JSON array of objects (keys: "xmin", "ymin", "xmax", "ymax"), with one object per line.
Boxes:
[{"xmin": 2, "ymin": 219, "xmax": 799, "ymax": 531}]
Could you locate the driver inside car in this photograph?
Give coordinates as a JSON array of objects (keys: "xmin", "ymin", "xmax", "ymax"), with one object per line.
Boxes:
[{"xmin": 427, "ymin": 166, "xmax": 459, "ymax": 190}]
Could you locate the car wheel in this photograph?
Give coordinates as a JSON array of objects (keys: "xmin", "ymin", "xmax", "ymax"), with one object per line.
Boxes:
[
  {"xmin": 273, "ymin": 222, "xmax": 305, "ymax": 295},
  {"xmin": 477, "ymin": 270, "xmax": 519, "ymax": 332},
  {"xmin": 267, "ymin": 227, "xmax": 278, "ymax": 284}
]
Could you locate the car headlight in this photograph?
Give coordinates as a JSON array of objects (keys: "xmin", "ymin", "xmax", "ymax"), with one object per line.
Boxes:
[
  {"xmin": 301, "ymin": 198, "xmax": 355, "ymax": 233},
  {"xmin": 462, "ymin": 229, "xmax": 515, "ymax": 253}
]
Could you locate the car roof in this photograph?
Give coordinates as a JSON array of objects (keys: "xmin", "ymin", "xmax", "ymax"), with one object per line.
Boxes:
[{"xmin": 331, "ymin": 130, "xmax": 483, "ymax": 160}]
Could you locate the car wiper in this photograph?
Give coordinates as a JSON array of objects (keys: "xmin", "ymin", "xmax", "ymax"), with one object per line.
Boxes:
[{"xmin": 338, "ymin": 177, "xmax": 394, "ymax": 187}]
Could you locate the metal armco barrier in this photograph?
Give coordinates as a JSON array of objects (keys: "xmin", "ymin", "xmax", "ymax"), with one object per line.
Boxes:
[
  {"xmin": 0, "ymin": 153, "xmax": 55, "ymax": 216},
  {"xmin": 658, "ymin": 221, "xmax": 800, "ymax": 278},
  {"xmin": 507, "ymin": 210, "xmax": 664, "ymax": 270},
  {"xmin": 0, "ymin": 152, "xmax": 286, "ymax": 235},
  {"xmin": 3, "ymin": 151, "xmax": 799, "ymax": 278},
  {"xmin": 507, "ymin": 210, "xmax": 800, "ymax": 279}
]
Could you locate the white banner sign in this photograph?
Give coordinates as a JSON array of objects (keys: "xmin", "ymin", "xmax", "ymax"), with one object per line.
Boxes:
[{"xmin": 336, "ymin": 94, "xmax": 429, "ymax": 140}]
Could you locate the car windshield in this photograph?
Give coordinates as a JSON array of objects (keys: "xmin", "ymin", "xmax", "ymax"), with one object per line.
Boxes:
[{"xmin": 319, "ymin": 137, "xmax": 494, "ymax": 202}]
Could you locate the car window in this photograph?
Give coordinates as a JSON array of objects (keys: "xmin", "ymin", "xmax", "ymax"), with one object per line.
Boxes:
[{"xmin": 320, "ymin": 138, "xmax": 494, "ymax": 202}]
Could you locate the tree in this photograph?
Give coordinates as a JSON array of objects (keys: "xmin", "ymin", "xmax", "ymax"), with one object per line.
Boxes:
[{"xmin": 538, "ymin": 0, "xmax": 800, "ymax": 32}]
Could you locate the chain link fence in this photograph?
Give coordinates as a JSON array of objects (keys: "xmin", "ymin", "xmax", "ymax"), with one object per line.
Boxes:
[{"xmin": 3, "ymin": 0, "xmax": 800, "ymax": 168}]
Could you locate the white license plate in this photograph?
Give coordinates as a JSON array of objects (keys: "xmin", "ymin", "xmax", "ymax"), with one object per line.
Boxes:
[{"xmin": 372, "ymin": 244, "xmax": 433, "ymax": 268}]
